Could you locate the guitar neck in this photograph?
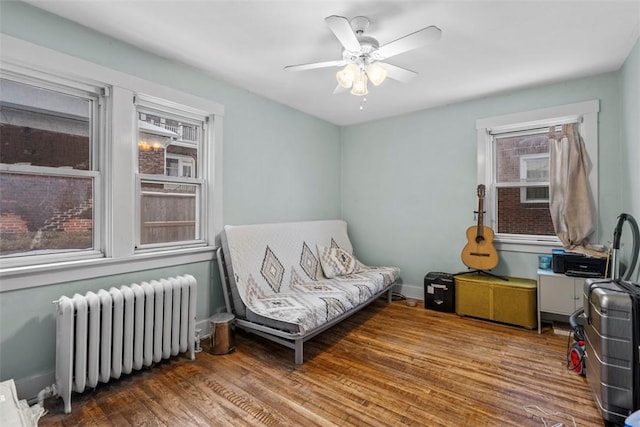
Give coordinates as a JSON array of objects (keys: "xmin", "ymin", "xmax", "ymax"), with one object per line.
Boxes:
[{"xmin": 477, "ymin": 196, "xmax": 485, "ymax": 238}]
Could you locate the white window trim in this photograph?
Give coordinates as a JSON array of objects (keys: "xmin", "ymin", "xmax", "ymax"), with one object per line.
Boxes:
[
  {"xmin": 0, "ymin": 34, "xmax": 224, "ymax": 291},
  {"xmin": 476, "ymin": 100, "xmax": 599, "ymax": 253}
]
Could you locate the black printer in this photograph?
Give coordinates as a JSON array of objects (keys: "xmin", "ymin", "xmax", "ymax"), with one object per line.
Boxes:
[{"xmin": 552, "ymin": 249, "xmax": 608, "ymax": 277}]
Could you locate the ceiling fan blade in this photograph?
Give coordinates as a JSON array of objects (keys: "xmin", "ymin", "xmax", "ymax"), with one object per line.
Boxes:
[
  {"xmin": 379, "ymin": 63, "xmax": 418, "ymax": 83},
  {"xmin": 284, "ymin": 60, "xmax": 345, "ymax": 72},
  {"xmin": 325, "ymin": 15, "xmax": 361, "ymax": 52},
  {"xmin": 376, "ymin": 26, "xmax": 442, "ymax": 59},
  {"xmin": 333, "ymin": 84, "xmax": 348, "ymax": 95}
]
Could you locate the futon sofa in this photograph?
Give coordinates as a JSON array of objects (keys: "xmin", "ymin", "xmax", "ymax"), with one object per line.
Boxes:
[{"xmin": 216, "ymin": 220, "xmax": 400, "ymax": 364}]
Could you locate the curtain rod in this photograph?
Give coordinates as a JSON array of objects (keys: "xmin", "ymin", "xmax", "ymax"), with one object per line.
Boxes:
[{"xmin": 487, "ymin": 115, "xmax": 583, "ymax": 136}]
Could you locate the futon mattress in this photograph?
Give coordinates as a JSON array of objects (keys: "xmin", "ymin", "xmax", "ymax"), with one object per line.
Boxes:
[{"xmin": 221, "ymin": 220, "xmax": 400, "ymax": 334}]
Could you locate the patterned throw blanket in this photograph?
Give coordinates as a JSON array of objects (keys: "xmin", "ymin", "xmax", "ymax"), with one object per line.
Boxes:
[{"xmin": 223, "ymin": 220, "xmax": 400, "ymax": 334}]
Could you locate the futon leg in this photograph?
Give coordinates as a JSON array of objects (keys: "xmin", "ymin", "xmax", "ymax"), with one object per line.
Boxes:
[{"xmin": 294, "ymin": 339, "xmax": 303, "ymax": 364}]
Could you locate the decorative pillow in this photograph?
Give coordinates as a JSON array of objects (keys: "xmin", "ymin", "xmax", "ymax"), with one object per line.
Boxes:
[{"xmin": 317, "ymin": 245, "xmax": 359, "ymax": 278}]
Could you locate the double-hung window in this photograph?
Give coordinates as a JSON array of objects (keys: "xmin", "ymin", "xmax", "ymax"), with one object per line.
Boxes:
[
  {"xmin": 135, "ymin": 96, "xmax": 209, "ymax": 249},
  {"xmin": 0, "ymin": 36, "xmax": 224, "ymax": 290},
  {"xmin": 0, "ymin": 74, "xmax": 104, "ymax": 265},
  {"xmin": 476, "ymin": 100, "xmax": 599, "ymax": 252}
]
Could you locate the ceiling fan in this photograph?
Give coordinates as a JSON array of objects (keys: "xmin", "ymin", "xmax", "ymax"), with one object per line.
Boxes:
[{"xmin": 284, "ymin": 15, "xmax": 442, "ymax": 96}]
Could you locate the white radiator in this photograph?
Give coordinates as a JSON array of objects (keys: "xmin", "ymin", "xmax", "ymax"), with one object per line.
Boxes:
[{"xmin": 54, "ymin": 275, "xmax": 197, "ymax": 414}]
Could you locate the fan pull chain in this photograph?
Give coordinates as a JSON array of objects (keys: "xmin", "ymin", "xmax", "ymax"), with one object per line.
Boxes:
[{"xmin": 360, "ymin": 97, "xmax": 367, "ymax": 111}]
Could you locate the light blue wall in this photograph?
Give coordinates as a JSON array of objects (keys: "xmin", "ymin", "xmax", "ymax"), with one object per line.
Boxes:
[
  {"xmin": 0, "ymin": 1, "xmax": 340, "ymax": 397},
  {"xmin": 341, "ymin": 72, "xmax": 625, "ymax": 289},
  {"xmin": 621, "ymin": 39, "xmax": 640, "ymax": 220}
]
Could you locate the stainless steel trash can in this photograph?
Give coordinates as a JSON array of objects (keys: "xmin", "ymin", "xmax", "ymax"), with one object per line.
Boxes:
[{"xmin": 209, "ymin": 312, "xmax": 235, "ymax": 355}]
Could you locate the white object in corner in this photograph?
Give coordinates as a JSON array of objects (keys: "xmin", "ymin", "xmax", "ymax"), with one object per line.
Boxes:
[{"xmin": 0, "ymin": 379, "xmax": 45, "ymax": 427}]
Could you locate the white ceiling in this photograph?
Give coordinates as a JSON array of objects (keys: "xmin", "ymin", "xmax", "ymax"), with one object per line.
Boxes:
[{"xmin": 23, "ymin": 0, "xmax": 640, "ymax": 126}]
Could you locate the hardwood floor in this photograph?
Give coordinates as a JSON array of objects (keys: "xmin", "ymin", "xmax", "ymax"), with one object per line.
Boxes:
[{"xmin": 40, "ymin": 299, "xmax": 604, "ymax": 426}]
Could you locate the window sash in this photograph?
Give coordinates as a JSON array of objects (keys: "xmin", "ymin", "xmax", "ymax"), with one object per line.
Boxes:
[
  {"xmin": 134, "ymin": 97, "xmax": 207, "ymax": 251},
  {"xmin": 495, "ymin": 181, "xmax": 549, "ymax": 188},
  {"xmin": 0, "ymin": 167, "xmax": 102, "ymax": 266},
  {"xmin": 0, "ymin": 163, "xmax": 99, "ymax": 178},
  {"xmin": 0, "ymin": 75, "xmax": 101, "ymax": 172},
  {"xmin": 135, "ymin": 106, "xmax": 203, "ymax": 176},
  {"xmin": 0, "ymin": 73, "xmax": 104, "ymax": 266},
  {"xmin": 135, "ymin": 174, "xmax": 204, "ymax": 250}
]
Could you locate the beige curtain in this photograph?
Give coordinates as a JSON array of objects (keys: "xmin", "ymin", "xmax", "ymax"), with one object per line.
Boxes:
[{"xmin": 548, "ymin": 123, "xmax": 597, "ymax": 251}]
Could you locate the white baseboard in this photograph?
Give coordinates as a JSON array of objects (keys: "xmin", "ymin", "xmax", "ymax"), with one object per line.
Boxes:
[{"xmin": 395, "ymin": 284, "xmax": 423, "ymax": 300}]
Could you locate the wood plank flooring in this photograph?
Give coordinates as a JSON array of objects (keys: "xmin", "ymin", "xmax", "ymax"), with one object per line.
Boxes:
[{"xmin": 40, "ymin": 299, "xmax": 604, "ymax": 426}]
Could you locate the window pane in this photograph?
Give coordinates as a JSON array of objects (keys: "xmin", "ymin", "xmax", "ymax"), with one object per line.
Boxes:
[
  {"xmin": 0, "ymin": 79, "xmax": 92, "ymax": 170},
  {"xmin": 138, "ymin": 112, "xmax": 199, "ymax": 177},
  {"xmin": 0, "ymin": 172, "xmax": 93, "ymax": 256},
  {"xmin": 496, "ymin": 187, "xmax": 555, "ymax": 236},
  {"xmin": 140, "ymin": 181, "xmax": 198, "ymax": 244},
  {"xmin": 496, "ymin": 133, "xmax": 548, "ymax": 183}
]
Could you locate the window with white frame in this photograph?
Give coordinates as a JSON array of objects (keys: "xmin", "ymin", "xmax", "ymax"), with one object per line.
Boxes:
[
  {"xmin": 476, "ymin": 100, "xmax": 599, "ymax": 252},
  {"xmin": 0, "ymin": 75, "xmax": 103, "ymax": 262},
  {"xmin": 0, "ymin": 37, "xmax": 224, "ymax": 287},
  {"xmin": 135, "ymin": 99, "xmax": 207, "ymax": 249}
]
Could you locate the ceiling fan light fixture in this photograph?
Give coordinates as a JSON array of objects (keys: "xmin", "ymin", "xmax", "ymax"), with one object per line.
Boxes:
[
  {"xmin": 285, "ymin": 15, "xmax": 443, "ymax": 101},
  {"xmin": 336, "ymin": 64, "xmax": 359, "ymax": 88},
  {"xmin": 366, "ymin": 63, "xmax": 387, "ymax": 86},
  {"xmin": 350, "ymin": 73, "xmax": 368, "ymax": 96}
]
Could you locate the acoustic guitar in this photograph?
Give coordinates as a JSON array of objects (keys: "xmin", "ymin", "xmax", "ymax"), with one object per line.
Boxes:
[{"xmin": 461, "ymin": 184, "xmax": 499, "ymax": 270}]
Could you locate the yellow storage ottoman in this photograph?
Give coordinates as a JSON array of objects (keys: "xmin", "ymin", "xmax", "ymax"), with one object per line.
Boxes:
[{"xmin": 455, "ymin": 273, "xmax": 537, "ymax": 329}]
